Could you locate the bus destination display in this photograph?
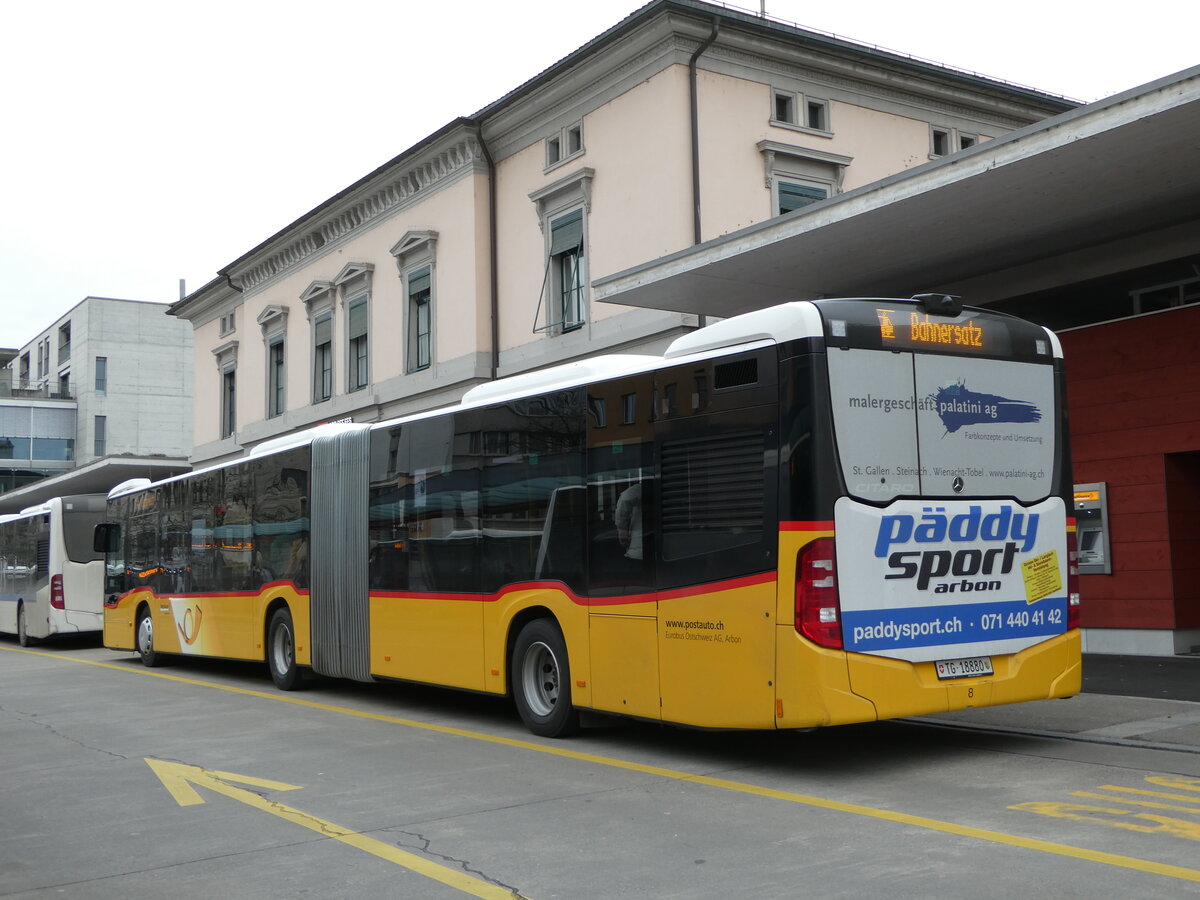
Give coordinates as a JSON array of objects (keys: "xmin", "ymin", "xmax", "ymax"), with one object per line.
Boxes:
[{"xmin": 877, "ymin": 308, "xmax": 986, "ymax": 351}]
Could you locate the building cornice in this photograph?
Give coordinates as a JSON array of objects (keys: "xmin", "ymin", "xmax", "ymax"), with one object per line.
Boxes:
[{"xmin": 232, "ymin": 135, "xmax": 484, "ymax": 295}]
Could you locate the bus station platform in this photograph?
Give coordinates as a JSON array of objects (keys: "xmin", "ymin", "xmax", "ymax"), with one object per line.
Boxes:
[
  {"xmin": 922, "ymin": 653, "xmax": 1200, "ymax": 750},
  {"xmin": 1081, "ymin": 653, "xmax": 1200, "ymax": 703}
]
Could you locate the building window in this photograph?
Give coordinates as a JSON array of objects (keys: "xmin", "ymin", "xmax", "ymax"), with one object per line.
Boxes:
[
  {"xmin": 18, "ymin": 353, "xmax": 29, "ymax": 384},
  {"xmin": 58, "ymin": 371, "xmax": 71, "ymax": 399},
  {"xmin": 347, "ymin": 297, "xmax": 369, "ymax": 391},
  {"xmin": 267, "ymin": 338, "xmax": 285, "ymax": 418},
  {"xmin": 301, "ymin": 280, "xmax": 336, "ymax": 401},
  {"xmin": 94, "ymin": 416, "xmax": 107, "ymax": 457},
  {"xmin": 256, "ymin": 305, "xmax": 289, "ymax": 418},
  {"xmin": 773, "ymin": 91, "xmax": 795, "ymax": 124},
  {"xmin": 806, "ymin": 99, "xmax": 828, "ymax": 131},
  {"xmin": 407, "ymin": 266, "xmax": 432, "ymax": 372},
  {"xmin": 931, "ymin": 126, "xmax": 980, "ymax": 158},
  {"xmin": 777, "ymin": 180, "xmax": 828, "ymax": 215},
  {"xmin": 530, "ymin": 168, "xmax": 593, "ymax": 335},
  {"xmin": 391, "ymin": 231, "xmax": 438, "ymax": 374},
  {"xmin": 95, "ymin": 357, "xmax": 107, "ymax": 394},
  {"xmin": 221, "ymin": 366, "xmax": 236, "ymax": 439},
  {"xmin": 550, "ymin": 209, "xmax": 585, "ymax": 332},
  {"xmin": 36, "ymin": 343, "xmax": 44, "ymax": 379},
  {"xmin": 772, "ymin": 90, "xmax": 831, "ymax": 134},
  {"xmin": 758, "ymin": 140, "xmax": 850, "ymax": 218},
  {"xmin": 931, "ymin": 127, "xmax": 951, "ymax": 157},
  {"xmin": 57, "ymin": 322, "xmax": 71, "ymax": 365},
  {"xmin": 546, "ymin": 121, "xmax": 584, "ymax": 170},
  {"xmin": 313, "ymin": 314, "xmax": 332, "ymax": 402},
  {"xmin": 219, "ymin": 311, "xmax": 236, "ymax": 336},
  {"xmin": 621, "ymin": 393, "xmax": 637, "ymax": 426},
  {"xmin": 212, "ymin": 339, "xmax": 238, "ymax": 440},
  {"xmin": 333, "ymin": 262, "xmax": 374, "ymax": 394}
]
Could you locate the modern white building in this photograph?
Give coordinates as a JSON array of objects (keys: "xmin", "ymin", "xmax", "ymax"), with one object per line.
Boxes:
[{"xmin": 0, "ymin": 297, "xmax": 194, "ymax": 512}]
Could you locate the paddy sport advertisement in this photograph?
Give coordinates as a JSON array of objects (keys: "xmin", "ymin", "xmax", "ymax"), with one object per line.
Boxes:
[{"xmin": 827, "ymin": 349, "xmax": 1067, "ymax": 661}]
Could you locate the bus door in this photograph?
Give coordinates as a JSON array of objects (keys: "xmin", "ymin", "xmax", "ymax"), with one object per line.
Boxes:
[
  {"xmin": 57, "ymin": 496, "xmax": 107, "ymax": 620},
  {"xmin": 586, "ymin": 371, "xmax": 659, "ymax": 720},
  {"xmin": 653, "ymin": 348, "xmax": 780, "ymax": 729}
]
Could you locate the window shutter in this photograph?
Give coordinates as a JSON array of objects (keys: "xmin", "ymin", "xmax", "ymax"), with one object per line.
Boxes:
[
  {"xmin": 315, "ymin": 316, "xmax": 331, "ymax": 345},
  {"xmin": 549, "ymin": 209, "xmax": 584, "ymax": 256},
  {"xmin": 779, "ymin": 181, "xmax": 827, "ymax": 212},
  {"xmin": 348, "ymin": 300, "xmax": 368, "ymax": 339},
  {"xmin": 408, "ymin": 267, "xmax": 431, "ymax": 296}
]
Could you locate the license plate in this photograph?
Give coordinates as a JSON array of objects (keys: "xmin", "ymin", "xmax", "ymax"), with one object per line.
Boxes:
[{"xmin": 935, "ymin": 656, "xmax": 994, "ymax": 680}]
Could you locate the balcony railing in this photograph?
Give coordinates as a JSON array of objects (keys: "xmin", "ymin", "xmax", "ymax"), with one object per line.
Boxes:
[{"xmin": 0, "ymin": 379, "xmax": 74, "ymax": 401}]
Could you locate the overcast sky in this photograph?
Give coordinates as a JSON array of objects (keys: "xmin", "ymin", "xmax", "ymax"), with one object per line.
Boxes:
[{"xmin": 2, "ymin": 0, "xmax": 1196, "ymax": 351}]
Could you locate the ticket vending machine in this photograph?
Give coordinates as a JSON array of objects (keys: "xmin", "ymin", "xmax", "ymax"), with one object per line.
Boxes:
[{"xmin": 1073, "ymin": 483, "xmax": 1111, "ymax": 575}]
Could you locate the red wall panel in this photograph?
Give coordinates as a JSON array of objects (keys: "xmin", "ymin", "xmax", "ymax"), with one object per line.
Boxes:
[{"xmin": 1060, "ymin": 306, "xmax": 1200, "ymax": 631}]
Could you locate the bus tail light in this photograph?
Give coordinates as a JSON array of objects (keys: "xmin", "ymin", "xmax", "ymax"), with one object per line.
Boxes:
[
  {"xmin": 1066, "ymin": 529, "xmax": 1081, "ymax": 630},
  {"xmin": 51, "ymin": 574, "xmax": 65, "ymax": 610},
  {"xmin": 796, "ymin": 538, "xmax": 842, "ymax": 649}
]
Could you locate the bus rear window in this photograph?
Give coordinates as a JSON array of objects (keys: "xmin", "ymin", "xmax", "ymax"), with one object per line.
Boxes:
[{"xmin": 826, "ymin": 348, "xmax": 1058, "ymax": 502}]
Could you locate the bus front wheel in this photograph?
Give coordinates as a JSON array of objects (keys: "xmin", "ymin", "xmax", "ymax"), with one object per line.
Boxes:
[
  {"xmin": 136, "ymin": 608, "xmax": 166, "ymax": 667},
  {"xmin": 267, "ymin": 608, "xmax": 303, "ymax": 691},
  {"xmin": 512, "ymin": 618, "xmax": 580, "ymax": 738}
]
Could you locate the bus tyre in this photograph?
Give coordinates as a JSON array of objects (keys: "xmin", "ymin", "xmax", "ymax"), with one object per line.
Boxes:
[
  {"xmin": 136, "ymin": 608, "xmax": 166, "ymax": 668},
  {"xmin": 512, "ymin": 619, "xmax": 580, "ymax": 738},
  {"xmin": 17, "ymin": 603, "xmax": 37, "ymax": 647},
  {"xmin": 267, "ymin": 608, "xmax": 302, "ymax": 691}
]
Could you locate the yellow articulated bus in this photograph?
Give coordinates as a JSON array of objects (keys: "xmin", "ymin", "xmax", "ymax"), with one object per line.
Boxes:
[{"xmin": 97, "ymin": 296, "xmax": 1080, "ymax": 736}]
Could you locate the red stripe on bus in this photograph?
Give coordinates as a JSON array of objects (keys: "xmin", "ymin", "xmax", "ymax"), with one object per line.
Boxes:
[
  {"xmin": 114, "ymin": 574, "xmax": 777, "ymax": 610},
  {"xmin": 111, "ymin": 581, "xmax": 310, "ymax": 604},
  {"xmin": 779, "ymin": 520, "xmax": 834, "ymax": 531},
  {"xmin": 373, "ymin": 571, "xmax": 777, "ymax": 608}
]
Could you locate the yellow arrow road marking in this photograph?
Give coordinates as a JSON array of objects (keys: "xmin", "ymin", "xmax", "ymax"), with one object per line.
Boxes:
[
  {"xmin": 8, "ymin": 646, "xmax": 1200, "ymax": 885},
  {"xmin": 145, "ymin": 758, "xmax": 529, "ymax": 900}
]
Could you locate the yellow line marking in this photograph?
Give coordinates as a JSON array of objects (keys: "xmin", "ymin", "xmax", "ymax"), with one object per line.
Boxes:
[
  {"xmin": 9, "ymin": 645, "xmax": 1200, "ymax": 884},
  {"xmin": 1092, "ymin": 785, "xmax": 1200, "ymax": 805},
  {"xmin": 145, "ymin": 759, "xmax": 526, "ymax": 899},
  {"xmin": 1072, "ymin": 791, "xmax": 1200, "ymax": 815}
]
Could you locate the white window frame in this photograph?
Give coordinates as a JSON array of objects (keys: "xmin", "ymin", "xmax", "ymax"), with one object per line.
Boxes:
[
  {"xmin": 545, "ymin": 120, "xmax": 585, "ymax": 172},
  {"xmin": 931, "ymin": 126, "xmax": 952, "ymax": 158},
  {"xmin": 407, "ymin": 266, "xmax": 434, "ymax": 372},
  {"xmin": 213, "ymin": 339, "xmax": 239, "ymax": 440},
  {"xmin": 757, "ymin": 140, "xmax": 851, "ymax": 217},
  {"xmin": 391, "ymin": 230, "xmax": 438, "ymax": 374},
  {"xmin": 302, "ymin": 280, "xmax": 336, "ymax": 402},
  {"xmin": 530, "ymin": 168, "xmax": 593, "ymax": 335},
  {"xmin": 334, "ymin": 263, "xmax": 374, "ymax": 394},
  {"xmin": 257, "ymin": 305, "xmax": 289, "ymax": 419},
  {"xmin": 770, "ymin": 89, "xmax": 832, "ymax": 136},
  {"xmin": 930, "ymin": 126, "xmax": 982, "ymax": 159}
]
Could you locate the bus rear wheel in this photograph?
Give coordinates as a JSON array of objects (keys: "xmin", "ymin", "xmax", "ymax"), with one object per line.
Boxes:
[
  {"xmin": 267, "ymin": 608, "xmax": 303, "ymax": 691},
  {"xmin": 136, "ymin": 608, "xmax": 167, "ymax": 667},
  {"xmin": 17, "ymin": 603, "xmax": 37, "ymax": 647},
  {"xmin": 512, "ymin": 618, "xmax": 579, "ymax": 738}
]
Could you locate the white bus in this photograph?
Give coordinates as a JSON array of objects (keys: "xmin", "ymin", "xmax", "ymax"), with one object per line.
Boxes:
[{"xmin": 0, "ymin": 495, "xmax": 108, "ymax": 645}]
